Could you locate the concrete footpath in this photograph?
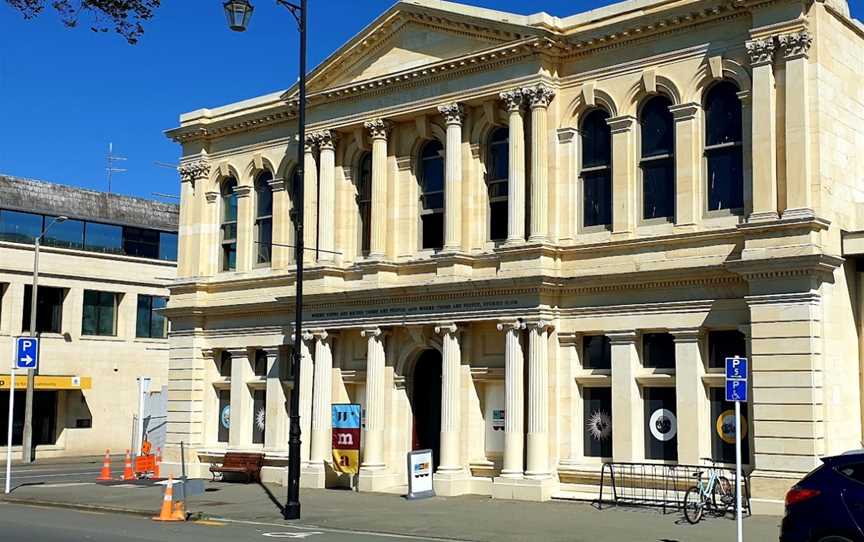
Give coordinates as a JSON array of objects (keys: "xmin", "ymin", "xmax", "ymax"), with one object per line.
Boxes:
[{"xmin": 0, "ymin": 477, "xmax": 780, "ymax": 542}]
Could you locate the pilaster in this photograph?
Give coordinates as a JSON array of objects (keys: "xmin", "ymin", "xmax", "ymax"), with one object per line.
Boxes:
[
  {"xmin": 364, "ymin": 119, "xmax": 392, "ymax": 259},
  {"xmin": 228, "ymin": 347, "xmax": 253, "ymax": 449},
  {"xmin": 303, "ymin": 137, "xmax": 319, "ymax": 264},
  {"xmin": 264, "ymin": 347, "xmax": 288, "ymax": 452},
  {"xmin": 433, "ymin": 322, "xmax": 471, "ymax": 496},
  {"xmin": 499, "ymin": 90, "xmax": 526, "ymax": 244},
  {"xmin": 438, "ymin": 103, "xmax": 465, "ymax": 253},
  {"xmin": 746, "ymin": 37, "xmax": 779, "ymax": 222},
  {"xmin": 671, "ymin": 328, "xmax": 708, "ymax": 465},
  {"xmin": 316, "ymin": 131, "xmax": 339, "ymax": 262},
  {"xmin": 669, "ymin": 103, "xmax": 701, "ymax": 227},
  {"xmin": 234, "ymin": 185, "xmax": 254, "ymax": 272},
  {"xmin": 779, "ymin": 31, "xmax": 814, "ymax": 219},
  {"xmin": 269, "ymin": 177, "xmax": 293, "ymax": 269},
  {"xmin": 178, "ymin": 159, "xmax": 209, "ymax": 278},
  {"xmin": 606, "ymin": 116, "xmax": 637, "ymax": 235},
  {"xmin": 609, "ymin": 331, "xmax": 640, "ymax": 462}
]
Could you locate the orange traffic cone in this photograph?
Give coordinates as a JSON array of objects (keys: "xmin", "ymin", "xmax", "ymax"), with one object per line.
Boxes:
[
  {"xmin": 171, "ymin": 496, "xmax": 187, "ymax": 522},
  {"xmin": 97, "ymin": 449, "xmax": 112, "ymax": 481},
  {"xmin": 122, "ymin": 450, "xmax": 134, "ymax": 480},
  {"xmin": 154, "ymin": 448, "xmax": 161, "ymax": 479},
  {"xmin": 153, "ymin": 477, "xmax": 184, "ymax": 522}
]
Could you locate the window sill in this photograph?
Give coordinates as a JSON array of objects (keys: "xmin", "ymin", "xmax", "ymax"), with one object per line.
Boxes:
[
  {"xmin": 133, "ymin": 337, "xmax": 168, "ymax": 344},
  {"xmin": 80, "ymin": 335, "xmax": 124, "ymax": 342}
]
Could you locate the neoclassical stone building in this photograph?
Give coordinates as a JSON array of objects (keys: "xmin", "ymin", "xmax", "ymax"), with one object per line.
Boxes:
[{"xmin": 164, "ymin": 0, "xmax": 864, "ymax": 512}]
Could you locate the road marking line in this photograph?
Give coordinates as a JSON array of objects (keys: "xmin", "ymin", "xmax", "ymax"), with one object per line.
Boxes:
[
  {"xmin": 262, "ymin": 533, "xmax": 323, "ymax": 539},
  {"xmin": 212, "ymin": 517, "xmax": 475, "ymax": 541},
  {"xmin": 0, "ymin": 471, "xmax": 100, "ymax": 480},
  {"xmin": 194, "ymin": 520, "xmax": 226, "ymax": 527},
  {"xmin": 32, "ymin": 483, "xmax": 94, "ymax": 488}
]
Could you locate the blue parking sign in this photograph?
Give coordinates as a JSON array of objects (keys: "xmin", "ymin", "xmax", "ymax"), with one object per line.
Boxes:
[
  {"xmin": 726, "ymin": 379, "xmax": 747, "ymax": 402},
  {"xmin": 15, "ymin": 337, "xmax": 39, "ymax": 370},
  {"xmin": 725, "ymin": 357, "xmax": 748, "ymax": 380}
]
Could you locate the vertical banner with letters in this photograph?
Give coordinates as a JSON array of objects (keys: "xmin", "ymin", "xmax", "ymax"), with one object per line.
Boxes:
[{"xmin": 331, "ymin": 403, "xmax": 361, "ymax": 474}]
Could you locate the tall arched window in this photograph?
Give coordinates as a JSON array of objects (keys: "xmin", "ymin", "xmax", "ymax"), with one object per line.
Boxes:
[
  {"xmin": 255, "ymin": 171, "xmax": 273, "ymax": 265},
  {"xmin": 640, "ymin": 96, "xmax": 675, "ymax": 221},
  {"xmin": 487, "ymin": 127, "xmax": 509, "ymax": 242},
  {"xmin": 220, "ymin": 177, "xmax": 238, "ymax": 271},
  {"xmin": 580, "ymin": 109, "xmax": 612, "ymax": 229},
  {"xmin": 419, "ymin": 140, "xmax": 445, "ymax": 250},
  {"xmin": 356, "ymin": 153, "xmax": 373, "ymax": 256},
  {"xmin": 705, "ymin": 82, "xmax": 744, "ymax": 211}
]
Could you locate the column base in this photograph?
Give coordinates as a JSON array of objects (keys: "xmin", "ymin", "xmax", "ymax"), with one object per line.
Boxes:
[
  {"xmin": 300, "ymin": 462, "xmax": 326, "ymax": 488},
  {"xmin": 491, "ymin": 475, "xmax": 557, "ymax": 501},
  {"xmin": 358, "ymin": 467, "xmax": 401, "ymax": 492},
  {"xmin": 781, "ymin": 207, "xmax": 816, "ymax": 221},
  {"xmin": 432, "ymin": 468, "xmax": 471, "ymax": 496}
]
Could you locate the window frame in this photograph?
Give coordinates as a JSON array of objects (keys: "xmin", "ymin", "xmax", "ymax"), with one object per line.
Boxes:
[
  {"xmin": 356, "ymin": 152, "xmax": 373, "ymax": 257},
  {"xmin": 254, "ymin": 171, "xmax": 274, "ymax": 267},
  {"xmin": 579, "ymin": 108, "xmax": 614, "ymax": 232},
  {"xmin": 638, "ymin": 95, "xmax": 677, "ymax": 225},
  {"xmin": 136, "ymin": 294, "xmax": 168, "ymax": 339},
  {"xmin": 220, "ymin": 177, "xmax": 239, "ymax": 272},
  {"xmin": 81, "ymin": 289, "xmax": 119, "ymax": 337},
  {"xmin": 486, "ymin": 127, "xmax": 509, "ymax": 243},
  {"xmin": 703, "ymin": 81, "xmax": 745, "ymax": 217},
  {"xmin": 418, "ymin": 140, "xmax": 445, "ymax": 251},
  {"xmin": 22, "ymin": 285, "xmax": 65, "ymax": 334}
]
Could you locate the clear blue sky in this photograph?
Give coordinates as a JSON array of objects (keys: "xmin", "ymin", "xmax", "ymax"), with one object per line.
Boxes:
[{"xmin": 1, "ymin": 0, "xmax": 862, "ymax": 200}]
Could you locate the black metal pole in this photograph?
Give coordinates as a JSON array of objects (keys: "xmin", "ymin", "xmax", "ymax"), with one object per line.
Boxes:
[{"xmin": 284, "ymin": 0, "xmax": 307, "ymax": 521}]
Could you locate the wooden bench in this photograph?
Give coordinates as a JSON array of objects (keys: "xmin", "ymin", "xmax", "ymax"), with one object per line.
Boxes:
[{"xmin": 209, "ymin": 452, "xmax": 265, "ymax": 483}]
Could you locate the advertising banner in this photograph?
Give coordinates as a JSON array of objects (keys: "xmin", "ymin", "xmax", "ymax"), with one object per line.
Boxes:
[
  {"xmin": 332, "ymin": 403, "xmax": 361, "ymax": 474},
  {"xmin": 406, "ymin": 449, "xmax": 435, "ymax": 500}
]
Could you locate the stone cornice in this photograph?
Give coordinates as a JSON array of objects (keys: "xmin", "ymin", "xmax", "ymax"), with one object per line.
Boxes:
[{"xmin": 726, "ymin": 253, "xmax": 844, "ymax": 282}]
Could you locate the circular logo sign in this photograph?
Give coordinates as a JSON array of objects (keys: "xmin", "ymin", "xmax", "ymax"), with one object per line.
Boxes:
[
  {"xmin": 716, "ymin": 409, "xmax": 748, "ymax": 444},
  {"xmin": 649, "ymin": 408, "xmax": 678, "ymax": 442},
  {"xmin": 586, "ymin": 410, "xmax": 612, "ymax": 441},
  {"xmin": 220, "ymin": 405, "xmax": 231, "ymax": 430}
]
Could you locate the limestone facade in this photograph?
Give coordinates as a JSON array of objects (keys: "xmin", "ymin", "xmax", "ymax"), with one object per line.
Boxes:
[{"xmin": 164, "ymin": 0, "xmax": 864, "ymax": 512}]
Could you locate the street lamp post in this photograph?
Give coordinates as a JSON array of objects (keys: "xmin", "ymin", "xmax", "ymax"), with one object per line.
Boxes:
[
  {"xmin": 224, "ymin": 0, "xmax": 307, "ymax": 520},
  {"xmin": 22, "ymin": 215, "xmax": 67, "ymax": 463}
]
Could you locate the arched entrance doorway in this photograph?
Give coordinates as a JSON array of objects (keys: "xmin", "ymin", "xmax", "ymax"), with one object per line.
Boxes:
[{"xmin": 412, "ymin": 349, "xmax": 442, "ymax": 469}]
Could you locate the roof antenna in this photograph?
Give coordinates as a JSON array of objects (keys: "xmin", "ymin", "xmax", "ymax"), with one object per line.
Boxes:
[{"xmin": 106, "ymin": 142, "xmax": 127, "ymax": 193}]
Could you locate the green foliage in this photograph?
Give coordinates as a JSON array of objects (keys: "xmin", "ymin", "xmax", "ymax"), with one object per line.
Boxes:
[{"xmin": 6, "ymin": 0, "xmax": 161, "ymax": 44}]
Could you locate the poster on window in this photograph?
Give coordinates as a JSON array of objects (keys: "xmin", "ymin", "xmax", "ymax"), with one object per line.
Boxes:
[
  {"xmin": 484, "ymin": 383, "xmax": 505, "ymax": 454},
  {"xmin": 218, "ymin": 390, "xmax": 230, "ymax": 443},
  {"xmin": 583, "ymin": 387, "xmax": 613, "ymax": 458},
  {"xmin": 253, "ymin": 390, "xmax": 266, "ymax": 445},
  {"xmin": 710, "ymin": 388, "xmax": 750, "ymax": 464},
  {"xmin": 644, "ymin": 388, "xmax": 677, "ymax": 461}
]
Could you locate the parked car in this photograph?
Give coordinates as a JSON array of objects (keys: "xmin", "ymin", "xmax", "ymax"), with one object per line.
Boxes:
[{"xmin": 780, "ymin": 450, "xmax": 864, "ymax": 542}]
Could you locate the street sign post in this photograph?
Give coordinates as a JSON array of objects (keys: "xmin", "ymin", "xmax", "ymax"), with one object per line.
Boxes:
[
  {"xmin": 15, "ymin": 337, "xmax": 38, "ymax": 371},
  {"xmin": 725, "ymin": 356, "xmax": 748, "ymax": 542},
  {"xmin": 5, "ymin": 339, "xmax": 15, "ymax": 494}
]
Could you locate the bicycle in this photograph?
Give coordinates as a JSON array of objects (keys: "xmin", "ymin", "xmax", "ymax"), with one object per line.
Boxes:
[{"xmin": 682, "ymin": 458, "xmax": 735, "ymax": 524}]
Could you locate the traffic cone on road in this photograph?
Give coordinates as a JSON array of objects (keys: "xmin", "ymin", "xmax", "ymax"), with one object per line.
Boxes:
[
  {"xmin": 152, "ymin": 477, "xmax": 184, "ymax": 522},
  {"xmin": 97, "ymin": 449, "xmax": 112, "ymax": 481},
  {"xmin": 154, "ymin": 448, "xmax": 161, "ymax": 479},
  {"xmin": 122, "ymin": 450, "xmax": 134, "ymax": 480}
]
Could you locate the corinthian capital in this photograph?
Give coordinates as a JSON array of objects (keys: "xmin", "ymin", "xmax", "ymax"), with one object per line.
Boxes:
[
  {"xmin": 437, "ymin": 103, "xmax": 465, "ymax": 126},
  {"xmin": 364, "ymin": 119, "xmax": 392, "ymax": 140},
  {"xmin": 178, "ymin": 160, "xmax": 211, "ymax": 183},
  {"xmin": 522, "ymin": 83, "xmax": 556, "ymax": 109},
  {"xmin": 746, "ymin": 37, "xmax": 776, "ymax": 67},
  {"xmin": 499, "ymin": 89, "xmax": 524, "ymax": 113},
  {"xmin": 313, "ymin": 130, "xmax": 340, "ymax": 151},
  {"xmin": 778, "ymin": 31, "xmax": 813, "ymax": 60}
]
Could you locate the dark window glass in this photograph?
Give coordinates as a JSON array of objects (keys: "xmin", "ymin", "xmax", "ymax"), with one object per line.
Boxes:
[
  {"xmin": 82, "ymin": 290, "xmax": 117, "ymax": 336},
  {"xmin": 253, "ymin": 389, "xmax": 266, "ymax": 444},
  {"xmin": 705, "ymin": 82, "xmax": 744, "ymax": 211},
  {"xmin": 357, "ymin": 153, "xmax": 373, "ymax": 255},
  {"xmin": 254, "ymin": 350, "xmax": 269, "ymax": 377},
  {"xmin": 221, "ymin": 178, "xmax": 238, "ymax": 271},
  {"xmin": 644, "ymin": 388, "xmax": 678, "ymax": 460},
  {"xmin": 255, "ymin": 171, "xmax": 273, "ymax": 265},
  {"xmin": 420, "ymin": 140, "xmax": 445, "ymax": 250},
  {"xmin": 640, "ymin": 96, "xmax": 675, "ymax": 221},
  {"xmin": 0, "ymin": 210, "xmax": 43, "ymax": 244},
  {"xmin": 289, "ymin": 168, "xmax": 300, "ymax": 231},
  {"xmin": 218, "ymin": 351, "xmax": 232, "ymax": 378},
  {"xmin": 837, "ymin": 463, "xmax": 864, "ymax": 484},
  {"xmin": 22, "ymin": 285, "xmax": 63, "ymax": 333},
  {"xmin": 643, "ymin": 332, "xmax": 675, "ymax": 369},
  {"xmin": 42, "ymin": 217, "xmax": 84, "ymax": 250},
  {"xmin": 581, "ymin": 109, "xmax": 613, "ymax": 229},
  {"xmin": 710, "ymin": 388, "xmax": 750, "ymax": 464},
  {"xmin": 582, "ymin": 109, "xmax": 612, "ymax": 168},
  {"xmin": 136, "ymin": 295, "xmax": 167, "ymax": 339},
  {"xmin": 85, "ymin": 222, "xmax": 123, "ymax": 254},
  {"xmin": 708, "ymin": 330, "xmax": 746, "ymax": 369},
  {"xmin": 122, "ymin": 226, "xmax": 160, "ymax": 259},
  {"xmin": 159, "ymin": 232, "xmax": 178, "ymax": 261},
  {"xmin": 487, "ymin": 127, "xmax": 509, "ymax": 242},
  {"xmin": 218, "ymin": 389, "xmax": 230, "ymax": 443},
  {"xmin": 584, "ymin": 387, "xmax": 613, "ymax": 458},
  {"xmin": 583, "ymin": 335, "xmax": 611, "ymax": 370},
  {"xmin": 583, "ymin": 171, "xmax": 612, "ymax": 228}
]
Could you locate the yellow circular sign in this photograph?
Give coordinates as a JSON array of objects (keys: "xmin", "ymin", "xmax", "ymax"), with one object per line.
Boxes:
[{"xmin": 716, "ymin": 409, "xmax": 748, "ymax": 444}]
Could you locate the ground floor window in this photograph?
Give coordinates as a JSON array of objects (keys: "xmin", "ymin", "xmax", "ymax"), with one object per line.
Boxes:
[
  {"xmin": 644, "ymin": 388, "xmax": 677, "ymax": 461},
  {"xmin": 0, "ymin": 391, "xmax": 58, "ymax": 446},
  {"xmin": 217, "ymin": 389, "xmax": 230, "ymax": 443},
  {"xmin": 583, "ymin": 387, "xmax": 612, "ymax": 458},
  {"xmin": 710, "ymin": 388, "xmax": 750, "ymax": 464},
  {"xmin": 252, "ymin": 390, "xmax": 266, "ymax": 445}
]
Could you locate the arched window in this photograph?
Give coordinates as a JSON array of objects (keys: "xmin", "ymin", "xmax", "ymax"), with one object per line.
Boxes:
[
  {"xmin": 356, "ymin": 153, "xmax": 372, "ymax": 256},
  {"xmin": 487, "ymin": 127, "xmax": 509, "ymax": 242},
  {"xmin": 220, "ymin": 177, "xmax": 238, "ymax": 271},
  {"xmin": 580, "ymin": 109, "xmax": 612, "ymax": 229},
  {"xmin": 419, "ymin": 140, "xmax": 445, "ymax": 250},
  {"xmin": 640, "ymin": 96, "xmax": 675, "ymax": 221},
  {"xmin": 705, "ymin": 82, "xmax": 744, "ymax": 211},
  {"xmin": 254, "ymin": 171, "xmax": 273, "ymax": 265}
]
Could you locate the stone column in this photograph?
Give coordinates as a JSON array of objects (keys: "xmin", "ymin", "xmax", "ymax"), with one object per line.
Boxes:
[
  {"xmin": 316, "ymin": 131, "xmax": 338, "ymax": 262},
  {"xmin": 779, "ymin": 31, "xmax": 814, "ymax": 219},
  {"xmin": 264, "ymin": 347, "xmax": 288, "ymax": 451},
  {"xmin": 746, "ymin": 37, "xmax": 779, "ymax": 222},
  {"xmin": 202, "ymin": 191, "xmax": 220, "ymax": 276},
  {"xmin": 364, "ymin": 119, "xmax": 392, "ymax": 259},
  {"xmin": 309, "ymin": 330, "xmax": 334, "ymax": 468},
  {"xmin": 270, "ymin": 177, "xmax": 292, "ymax": 269},
  {"xmin": 360, "ymin": 327, "xmax": 386, "ymax": 470},
  {"xmin": 669, "ymin": 103, "xmax": 701, "ymax": 226},
  {"xmin": 235, "ymin": 185, "xmax": 254, "ymax": 272},
  {"xmin": 609, "ymin": 331, "xmax": 640, "ymax": 462},
  {"xmin": 435, "ymin": 323, "xmax": 462, "ymax": 472},
  {"xmin": 229, "ymin": 348, "xmax": 254, "ymax": 448},
  {"xmin": 178, "ymin": 160, "xmax": 209, "ymax": 278},
  {"xmin": 522, "ymin": 84, "xmax": 555, "ymax": 243},
  {"xmin": 525, "ymin": 320, "xmax": 552, "ymax": 478},
  {"xmin": 607, "ymin": 116, "xmax": 637, "ymax": 234},
  {"xmin": 499, "ymin": 90, "xmax": 526, "ymax": 244},
  {"xmin": 303, "ymin": 136, "xmax": 319, "ymax": 263},
  {"xmin": 438, "ymin": 103, "xmax": 465, "ymax": 252},
  {"xmin": 671, "ymin": 328, "xmax": 708, "ymax": 465},
  {"xmin": 497, "ymin": 320, "xmax": 525, "ymax": 477},
  {"xmin": 298, "ymin": 332, "xmax": 314, "ymax": 465}
]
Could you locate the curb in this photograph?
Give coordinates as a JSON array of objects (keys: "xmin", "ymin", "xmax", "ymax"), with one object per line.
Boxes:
[{"xmin": 0, "ymin": 496, "xmax": 157, "ymax": 519}]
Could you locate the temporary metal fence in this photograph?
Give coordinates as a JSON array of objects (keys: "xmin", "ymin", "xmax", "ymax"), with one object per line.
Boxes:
[{"xmin": 596, "ymin": 461, "xmax": 751, "ymax": 515}]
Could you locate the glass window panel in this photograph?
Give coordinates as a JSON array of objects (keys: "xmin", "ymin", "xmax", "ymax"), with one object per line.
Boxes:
[
  {"xmin": 0, "ymin": 210, "xmax": 43, "ymax": 244},
  {"xmin": 136, "ymin": 295, "xmax": 151, "ymax": 338},
  {"xmin": 252, "ymin": 389, "xmax": 266, "ymax": 444},
  {"xmin": 489, "ymin": 200, "xmax": 508, "ymax": 242},
  {"xmin": 488, "ymin": 127, "xmax": 509, "ymax": 181},
  {"xmin": 640, "ymin": 96, "xmax": 674, "ymax": 157},
  {"xmin": 82, "ymin": 290, "xmax": 116, "ymax": 336},
  {"xmin": 358, "ymin": 154, "xmax": 373, "ymax": 201},
  {"xmin": 707, "ymin": 147, "xmax": 744, "ymax": 211},
  {"xmin": 644, "ymin": 388, "xmax": 678, "ymax": 461},
  {"xmin": 423, "ymin": 193, "xmax": 444, "ymax": 211},
  {"xmin": 254, "ymin": 351, "xmax": 269, "ymax": 377},
  {"xmin": 257, "ymin": 217, "xmax": 272, "ymax": 264},
  {"xmin": 222, "ymin": 223, "xmax": 237, "ymax": 242},
  {"xmin": 583, "ymin": 171, "xmax": 612, "ymax": 228},
  {"xmin": 218, "ymin": 389, "xmax": 230, "ymax": 443},
  {"xmin": 81, "ymin": 290, "xmax": 99, "ymax": 335},
  {"xmin": 150, "ymin": 296, "xmax": 167, "ymax": 339},
  {"xmin": 581, "ymin": 109, "xmax": 612, "ymax": 168},
  {"xmin": 359, "ymin": 201, "xmax": 371, "ymax": 254},
  {"xmin": 159, "ymin": 232, "xmax": 178, "ymax": 261},
  {"xmin": 705, "ymin": 82, "xmax": 743, "ymax": 146},
  {"xmin": 422, "ymin": 213, "xmax": 444, "ymax": 250},
  {"xmin": 256, "ymin": 173, "xmax": 273, "ymax": 217},
  {"xmin": 22, "ymin": 285, "xmax": 63, "ymax": 333},
  {"xmin": 221, "ymin": 178, "xmax": 238, "ymax": 223},
  {"xmin": 223, "ymin": 245, "xmax": 237, "ymax": 272},
  {"xmin": 708, "ymin": 330, "xmax": 747, "ymax": 369},
  {"xmin": 42, "ymin": 217, "xmax": 84, "ymax": 250},
  {"xmin": 123, "ymin": 227, "xmax": 160, "ymax": 259},
  {"xmin": 642, "ymin": 160, "xmax": 675, "ymax": 220},
  {"xmin": 584, "ymin": 387, "xmax": 613, "ymax": 457},
  {"xmin": 219, "ymin": 351, "xmax": 232, "ymax": 378},
  {"xmin": 643, "ymin": 333, "xmax": 676, "ymax": 369},
  {"xmin": 583, "ymin": 335, "xmax": 611, "ymax": 370},
  {"xmin": 710, "ymin": 388, "xmax": 750, "ymax": 463},
  {"xmin": 85, "ymin": 222, "xmax": 123, "ymax": 254},
  {"xmin": 421, "ymin": 141, "xmax": 445, "ymax": 195}
]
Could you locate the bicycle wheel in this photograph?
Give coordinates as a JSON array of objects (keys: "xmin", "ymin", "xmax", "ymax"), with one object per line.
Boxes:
[
  {"xmin": 683, "ymin": 487, "xmax": 705, "ymax": 524},
  {"xmin": 712, "ymin": 476, "xmax": 733, "ymax": 514}
]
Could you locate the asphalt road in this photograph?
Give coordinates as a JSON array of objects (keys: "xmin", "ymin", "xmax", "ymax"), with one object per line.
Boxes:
[
  {"xmin": 0, "ymin": 502, "xmax": 465, "ymax": 541},
  {"xmin": 0, "ymin": 457, "xmax": 120, "ymax": 489}
]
